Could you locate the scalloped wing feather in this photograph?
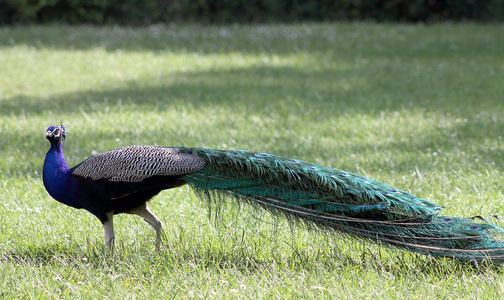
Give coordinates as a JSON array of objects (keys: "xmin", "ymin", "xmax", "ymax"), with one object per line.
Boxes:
[{"xmin": 72, "ymin": 146, "xmax": 205, "ymax": 182}]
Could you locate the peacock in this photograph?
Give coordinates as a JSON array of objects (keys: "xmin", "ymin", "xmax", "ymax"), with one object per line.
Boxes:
[{"xmin": 43, "ymin": 123, "xmax": 504, "ymax": 263}]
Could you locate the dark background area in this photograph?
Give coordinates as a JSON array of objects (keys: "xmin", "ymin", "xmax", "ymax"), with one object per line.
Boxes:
[{"xmin": 2, "ymin": 0, "xmax": 504, "ymax": 25}]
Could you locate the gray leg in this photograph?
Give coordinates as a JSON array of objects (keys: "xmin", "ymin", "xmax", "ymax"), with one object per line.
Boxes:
[
  {"xmin": 128, "ymin": 204, "xmax": 164, "ymax": 249},
  {"xmin": 103, "ymin": 211, "xmax": 115, "ymax": 250}
]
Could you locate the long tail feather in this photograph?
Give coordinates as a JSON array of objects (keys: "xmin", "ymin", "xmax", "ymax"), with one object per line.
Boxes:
[{"xmin": 179, "ymin": 147, "xmax": 504, "ymax": 263}]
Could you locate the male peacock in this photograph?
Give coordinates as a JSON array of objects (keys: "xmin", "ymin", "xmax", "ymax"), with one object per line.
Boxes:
[{"xmin": 43, "ymin": 124, "xmax": 504, "ymax": 263}]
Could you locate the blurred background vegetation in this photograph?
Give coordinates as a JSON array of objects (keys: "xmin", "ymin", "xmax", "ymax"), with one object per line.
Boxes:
[{"xmin": 2, "ymin": 0, "xmax": 504, "ymax": 25}]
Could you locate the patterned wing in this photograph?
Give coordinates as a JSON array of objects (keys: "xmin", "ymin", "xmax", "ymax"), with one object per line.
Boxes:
[{"xmin": 72, "ymin": 145, "xmax": 205, "ymax": 182}]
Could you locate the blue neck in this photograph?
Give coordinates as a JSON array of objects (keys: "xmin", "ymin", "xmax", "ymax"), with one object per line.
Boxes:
[{"xmin": 43, "ymin": 141, "xmax": 79, "ymax": 208}]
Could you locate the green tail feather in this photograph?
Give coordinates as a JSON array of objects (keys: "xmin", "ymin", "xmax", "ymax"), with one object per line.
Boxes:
[{"xmin": 178, "ymin": 147, "xmax": 504, "ymax": 263}]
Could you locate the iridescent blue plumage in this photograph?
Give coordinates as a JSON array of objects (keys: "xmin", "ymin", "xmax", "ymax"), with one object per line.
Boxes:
[
  {"xmin": 43, "ymin": 124, "xmax": 205, "ymax": 249},
  {"xmin": 43, "ymin": 124, "xmax": 504, "ymax": 263}
]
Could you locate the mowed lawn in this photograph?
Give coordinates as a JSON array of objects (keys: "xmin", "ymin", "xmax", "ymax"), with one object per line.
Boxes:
[{"xmin": 0, "ymin": 23, "xmax": 503, "ymax": 298}]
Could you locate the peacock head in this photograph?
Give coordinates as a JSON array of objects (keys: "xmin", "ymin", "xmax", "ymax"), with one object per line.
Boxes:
[{"xmin": 46, "ymin": 123, "xmax": 66, "ymax": 144}]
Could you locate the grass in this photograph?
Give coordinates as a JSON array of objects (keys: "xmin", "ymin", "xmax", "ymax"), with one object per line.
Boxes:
[{"xmin": 1, "ymin": 22, "xmax": 504, "ymax": 298}]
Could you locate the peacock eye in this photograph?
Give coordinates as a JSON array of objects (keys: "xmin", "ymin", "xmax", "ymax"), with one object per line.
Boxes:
[{"xmin": 187, "ymin": 150, "xmax": 194, "ymax": 154}]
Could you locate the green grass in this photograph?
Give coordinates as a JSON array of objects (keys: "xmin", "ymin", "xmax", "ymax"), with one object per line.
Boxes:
[{"xmin": 1, "ymin": 23, "xmax": 504, "ymax": 298}]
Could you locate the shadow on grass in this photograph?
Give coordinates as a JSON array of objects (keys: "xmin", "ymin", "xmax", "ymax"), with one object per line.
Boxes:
[
  {"xmin": 0, "ymin": 24, "xmax": 376, "ymax": 55},
  {"xmin": 1, "ymin": 241, "xmax": 133, "ymax": 267},
  {"xmin": 1, "ymin": 64, "xmax": 374, "ymax": 117},
  {"xmin": 2, "ymin": 243, "xmax": 86, "ymax": 266},
  {"xmin": 1, "ymin": 24, "xmax": 500, "ymax": 59},
  {"xmin": 3, "ymin": 62, "xmax": 503, "ymax": 122}
]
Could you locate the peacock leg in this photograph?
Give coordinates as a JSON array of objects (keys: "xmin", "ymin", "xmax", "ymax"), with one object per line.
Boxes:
[
  {"xmin": 102, "ymin": 211, "xmax": 115, "ymax": 251},
  {"xmin": 128, "ymin": 204, "xmax": 164, "ymax": 250}
]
